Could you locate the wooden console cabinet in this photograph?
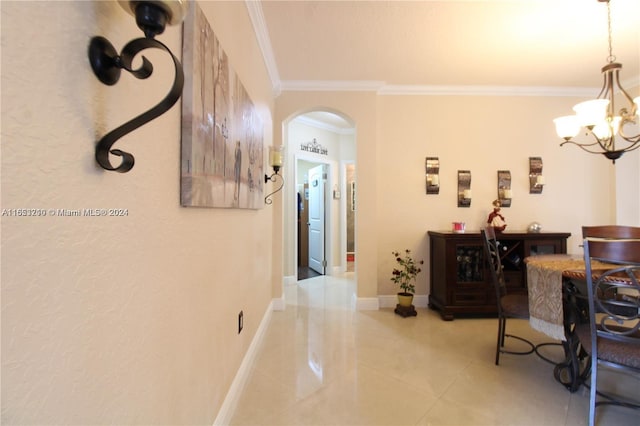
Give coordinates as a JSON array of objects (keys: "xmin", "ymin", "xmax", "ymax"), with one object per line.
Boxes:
[{"xmin": 428, "ymin": 230, "xmax": 570, "ymax": 320}]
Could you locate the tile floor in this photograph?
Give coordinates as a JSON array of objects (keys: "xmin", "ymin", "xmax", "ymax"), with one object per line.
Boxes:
[{"xmin": 229, "ymin": 272, "xmax": 639, "ymax": 425}]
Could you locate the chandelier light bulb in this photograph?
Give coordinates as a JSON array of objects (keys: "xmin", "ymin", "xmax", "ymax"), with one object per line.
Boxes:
[
  {"xmin": 573, "ymin": 99, "xmax": 609, "ymax": 128},
  {"xmin": 592, "ymin": 122, "xmax": 610, "ymax": 139},
  {"xmin": 553, "ymin": 115, "xmax": 581, "ymax": 139}
]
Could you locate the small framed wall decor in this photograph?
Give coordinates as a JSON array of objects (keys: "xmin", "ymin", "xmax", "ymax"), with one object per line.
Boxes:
[
  {"xmin": 497, "ymin": 170, "xmax": 512, "ymax": 207},
  {"xmin": 425, "ymin": 157, "xmax": 440, "ymax": 194},
  {"xmin": 457, "ymin": 170, "xmax": 471, "ymax": 207}
]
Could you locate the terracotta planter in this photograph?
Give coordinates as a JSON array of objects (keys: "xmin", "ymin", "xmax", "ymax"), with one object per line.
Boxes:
[{"xmin": 397, "ymin": 292, "xmax": 414, "ymax": 307}]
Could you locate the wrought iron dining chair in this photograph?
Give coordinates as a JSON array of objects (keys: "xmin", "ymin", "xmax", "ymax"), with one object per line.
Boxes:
[
  {"xmin": 482, "ymin": 227, "xmax": 552, "ymax": 365},
  {"xmin": 582, "ymin": 225, "xmax": 640, "ymax": 239},
  {"xmin": 576, "ymin": 237, "xmax": 640, "ymax": 426}
]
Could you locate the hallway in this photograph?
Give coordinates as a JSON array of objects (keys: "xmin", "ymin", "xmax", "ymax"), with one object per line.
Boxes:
[{"xmin": 229, "ymin": 273, "xmax": 639, "ymax": 425}]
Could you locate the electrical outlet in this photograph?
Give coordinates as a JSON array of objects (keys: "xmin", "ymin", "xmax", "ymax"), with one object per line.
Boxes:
[{"xmin": 238, "ymin": 311, "xmax": 243, "ymax": 334}]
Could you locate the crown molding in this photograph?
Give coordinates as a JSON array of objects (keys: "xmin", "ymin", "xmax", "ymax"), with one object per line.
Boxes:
[
  {"xmin": 377, "ymin": 84, "xmax": 601, "ymax": 97},
  {"xmin": 280, "ymin": 80, "xmax": 386, "ymax": 92},
  {"xmin": 278, "ymin": 81, "xmax": 612, "ymax": 97},
  {"xmin": 245, "ymin": 0, "xmax": 281, "ymax": 96},
  {"xmin": 280, "ymin": 80, "xmax": 640, "ymax": 97}
]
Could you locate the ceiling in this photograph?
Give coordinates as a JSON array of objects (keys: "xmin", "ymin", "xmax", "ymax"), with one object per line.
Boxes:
[{"xmin": 255, "ymin": 0, "xmax": 639, "ymax": 96}]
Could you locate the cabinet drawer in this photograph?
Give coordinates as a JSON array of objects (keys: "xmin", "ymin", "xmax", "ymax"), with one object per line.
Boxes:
[{"xmin": 453, "ymin": 291, "xmax": 487, "ymax": 305}]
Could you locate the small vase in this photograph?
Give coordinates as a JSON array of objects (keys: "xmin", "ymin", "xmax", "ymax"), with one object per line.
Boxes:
[{"xmin": 397, "ymin": 292, "xmax": 414, "ymax": 307}]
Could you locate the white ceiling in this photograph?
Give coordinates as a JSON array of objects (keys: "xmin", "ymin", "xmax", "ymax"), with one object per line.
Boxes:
[{"xmin": 253, "ymin": 0, "xmax": 639, "ymax": 96}]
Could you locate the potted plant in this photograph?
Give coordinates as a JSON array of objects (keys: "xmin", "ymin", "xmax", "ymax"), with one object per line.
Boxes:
[{"xmin": 391, "ymin": 249, "xmax": 423, "ymax": 315}]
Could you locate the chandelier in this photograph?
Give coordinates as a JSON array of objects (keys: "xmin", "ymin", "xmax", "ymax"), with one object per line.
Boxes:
[{"xmin": 553, "ymin": 0, "xmax": 640, "ymax": 163}]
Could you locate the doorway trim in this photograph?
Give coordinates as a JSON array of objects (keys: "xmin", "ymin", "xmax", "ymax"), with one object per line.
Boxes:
[
  {"xmin": 294, "ymin": 155, "xmax": 332, "ymax": 280},
  {"xmin": 282, "ymin": 108, "xmax": 357, "ymax": 284},
  {"xmin": 340, "ymin": 159, "xmax": 356, "ymax": 274}
]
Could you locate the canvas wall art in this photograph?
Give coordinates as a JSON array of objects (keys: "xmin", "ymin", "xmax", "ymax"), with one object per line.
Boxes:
[{"xmin": 181, "ymin": 4, "xmax": 264, "ymax": 209}]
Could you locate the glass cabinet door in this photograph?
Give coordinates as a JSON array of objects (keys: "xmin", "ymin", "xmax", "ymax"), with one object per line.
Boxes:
[{"xmin": 455, "ymin": 245, "xmax": 484, "ymax": 283}]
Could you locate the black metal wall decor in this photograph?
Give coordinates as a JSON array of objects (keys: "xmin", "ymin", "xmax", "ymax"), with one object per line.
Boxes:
[
  {"xmin": 529, "ymin": 157, "xmax": 545, "ymax": 194},
  {"xmin": 265, "ymin": 146, "xmax": 285, "ymax": 205},
  {"xmin": 425, "ymin": 157, "xmax": 440, "ymax": 194},
  {"xmin": 457, "ymin": 170, "xmax": 472, "ymax": 207},
  {"xmin": 88, "ymin": 0, "xmax": 189, "ymax": 173},
  {"xmin": 497, "ymin": 170, "xmax": 512, "ymax": 207}
]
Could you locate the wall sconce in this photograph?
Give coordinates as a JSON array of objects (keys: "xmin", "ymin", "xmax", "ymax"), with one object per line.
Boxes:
[
  {"xmin": 425, "ymin": 157, "xmax": 440, "ymax": 194},
  {"xmin": 497, "ymin": 170, "xmax": 512, "ymax": 207},
  {"xmin": 88, "ymin": 0, "xmax": 190, "ymax": 172},
  {"xmin": 457, "ymin": 170, "xmax": 472, "ymax": 207},
  {"xmin": 529, "ymin": 157, "xmax": 544, "ymax": 194},
  {"xmin": 264, "ymin": 145, "xmax": 285, "ymax": 205}
]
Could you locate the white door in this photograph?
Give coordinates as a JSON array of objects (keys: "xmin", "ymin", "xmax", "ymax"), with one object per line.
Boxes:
[{"xmin": 308, "ymin": 164, "xmax": 326, "ymax": 275}]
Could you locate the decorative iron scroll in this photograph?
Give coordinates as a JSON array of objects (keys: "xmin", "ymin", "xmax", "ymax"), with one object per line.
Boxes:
[
  {"xmin": 91, "ymin": 36, "xmax": 184, "ymax": 173},
  {"xmin": 300, "ymin": 138, "xmax": 328, "ymax": 155}
]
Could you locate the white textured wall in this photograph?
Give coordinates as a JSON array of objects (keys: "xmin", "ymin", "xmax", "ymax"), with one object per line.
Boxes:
[{"xmin": 1, "ymin": 1, "xmax": 274, "ymax": 424}]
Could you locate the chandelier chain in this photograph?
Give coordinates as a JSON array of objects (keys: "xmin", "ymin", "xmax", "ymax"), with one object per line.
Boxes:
[{"xmin": 606, "ymin": 0, "xmax": 615, "ymax": 63}]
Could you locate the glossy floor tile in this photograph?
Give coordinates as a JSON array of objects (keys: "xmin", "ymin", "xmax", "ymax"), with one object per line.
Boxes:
[{"xmin": 229, "ymin": 273, "xmax": 639, "ymax": 425}]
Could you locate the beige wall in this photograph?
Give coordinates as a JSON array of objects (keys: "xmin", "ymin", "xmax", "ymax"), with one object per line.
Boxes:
[
  {"xmin": 276, "ymin": 91, "xmax": 638, "ymax": 301},
  {"xmin": 275, "ymin": 92, "xmax": 380, "ymax": 301},
  {"xmin": 1, "ymin": 1, "xmax": 274, "ymax": 424}
]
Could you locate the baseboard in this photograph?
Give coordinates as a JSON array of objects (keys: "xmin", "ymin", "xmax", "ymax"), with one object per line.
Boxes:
[
  {"xmin": 213, "ymin": 300, "xmax": 274, "ymax": 425},
  {"xmin": 332, "ymin": 265, "xmax": 345, "ymax": 274},
  {"xmin": 355, "ymin": 297, "xmax": 379, "ymax": 310},
  {"xmin": 378, "ymin": 294, "xmax": 429, "ymax": 309},
  {"xmin": 271, "ymin": 296, "xmax": 285, "ymax": 311}
]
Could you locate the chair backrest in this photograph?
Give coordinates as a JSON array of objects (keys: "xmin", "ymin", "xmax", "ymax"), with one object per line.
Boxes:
[
  {"xmin": 481, "ymin": 227, "xmax": 506, "ymax": 302},
  {"xmin": 582, "ymin": 225, "xmax": 640, "ymax": 239},
  {"xmin": 583, "ymin": 238, "xmax": 640, "ymax": 350}
]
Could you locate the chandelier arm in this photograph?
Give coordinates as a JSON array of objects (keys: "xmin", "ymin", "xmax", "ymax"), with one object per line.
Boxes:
[
  {"xmin": 617, "ymin": 126, "xmax": 640, "ymax": 142},
  {"xmin": 588, "ymin": 131, "xmax": 616, "ymax": 153},
  {"xmin": 612, "ymin": 71, "xmax": 637, "ymax": 116},
  {"xmin": 618, "ymin": 116, "xmax": 640, "ymax": 144},
  {"xmin": 560, "ymin": 139, "xmax": 606, "ymax": 154},
  {"xmin": 596, "ymin": 67, "xmax": 611, "ymax": 100},
  {"xmin": 617, "ymin": 133, "xmax": 640, "ymax": 145},
  {"xmin": 624, "ymin": 143, "xmax": 640, "ymax": 153}
]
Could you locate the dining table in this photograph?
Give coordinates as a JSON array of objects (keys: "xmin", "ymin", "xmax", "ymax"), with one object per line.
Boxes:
[{"xmin": 524, "ymin": 254, "xmax": 618, "ymax": 392}]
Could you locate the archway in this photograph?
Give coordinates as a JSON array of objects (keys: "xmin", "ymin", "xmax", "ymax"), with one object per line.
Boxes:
[{"xmin": 282, "ymin": 109, "xmax": 356, "ymax": 282}]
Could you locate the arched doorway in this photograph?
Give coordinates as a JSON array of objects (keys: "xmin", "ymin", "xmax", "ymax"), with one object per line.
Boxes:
[{"xmin": 284, "ymin": 110, "xmax": 356, "ymax": 282}]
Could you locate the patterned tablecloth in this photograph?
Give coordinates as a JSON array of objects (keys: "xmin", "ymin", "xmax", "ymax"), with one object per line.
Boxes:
[{"xmin": 525, "ymin": 255, "xmax": 614, "ymax": 341}]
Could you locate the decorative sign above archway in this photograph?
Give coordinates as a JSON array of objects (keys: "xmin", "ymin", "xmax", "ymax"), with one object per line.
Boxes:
[{"xmin": 300, "ymin": 138, "xmax": 328, "ymax": 156}]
